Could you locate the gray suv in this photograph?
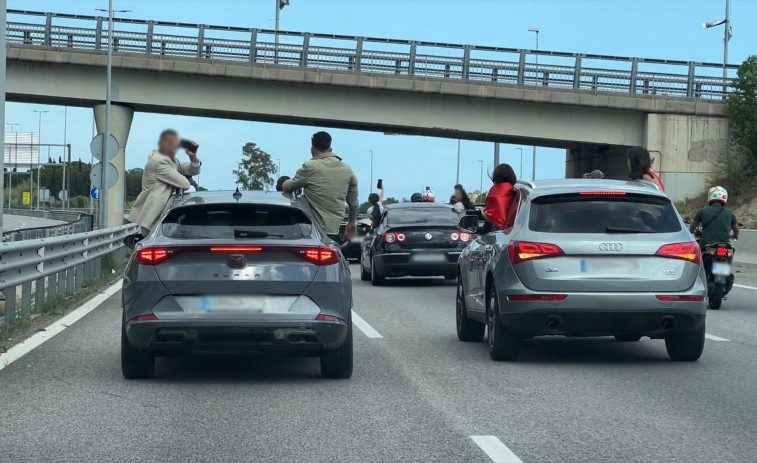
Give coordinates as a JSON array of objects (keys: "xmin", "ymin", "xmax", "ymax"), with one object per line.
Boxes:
[{"xmin": 456, "ymin": 179, "xmax": 707, "ymax": 362}]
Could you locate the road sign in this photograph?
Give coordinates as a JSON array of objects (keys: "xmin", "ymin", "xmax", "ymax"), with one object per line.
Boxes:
[
  {"xmin": 90, "ymin": 133, "xmax": 119, "ymax": 162},
  {"xmin": 22, "ymin": 192, "xmax": 30, "ymax": 205},
  {"xmin": 39, "ymin": 188, "xmax": 50, "ymax": 202},
  {"xmin": 58, "ymin": 190, "xmax": 68, "ymax": 201},
  {"xmin": 90, "ymin": 162, "xmax": 119, "ymax": 189},
  {"xmin": 90, "ymin": 186, "xmax": 100, "ymax": 201}
]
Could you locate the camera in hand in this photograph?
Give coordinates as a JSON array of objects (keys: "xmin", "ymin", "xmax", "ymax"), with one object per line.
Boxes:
[
  {"xmin": 377, "ymin": 179, "xmax": 383, "ymax": 190},
  {"xmin": 179, "ymin": 139, "xmax": 198, "ymax": 153}
]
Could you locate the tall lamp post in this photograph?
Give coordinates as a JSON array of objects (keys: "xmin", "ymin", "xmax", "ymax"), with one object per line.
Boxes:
[
  {"xmin": 95, "ymin": 3, "xmax": 130, "ymax": 228},
  {"xmin": 5, "ymin": 123, "xmax": 18, "ymax": 212},
  {"xmin": 477, "ymin": 160, "xmax": 484, "ymax": 193},
  {"xmin": 275, "ymin": 0, "xmax": 290, "ymax": 63},
  {"xmin": 456, "ymin": 140, "xmax": 461, "ymax": 184},
  {"xmin": 32, "ymin": 110, "xmax": 48, "ymax": 210},
  {"xmin": 367, "ymin": 150, "xmax": 374, "ymax": 192},
  {"xmin": 703, "ymin": 0, "xmax": 732, "ymax": 81},
  {"xmin": 516, "ymin": 147, "xmax": 523, "ymax": 179},
  {"xmin": 528, "ymin": 27, "xmax": 540, "ymax": 181}
]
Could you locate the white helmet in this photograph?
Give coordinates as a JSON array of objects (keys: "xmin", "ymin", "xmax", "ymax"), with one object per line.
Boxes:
[{"xmin": 708, "ymin": 186, "xmax": 728, "ymax": 204}]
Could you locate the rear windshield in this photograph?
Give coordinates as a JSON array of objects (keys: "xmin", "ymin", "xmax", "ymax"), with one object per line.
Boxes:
[
  {"xmin": 386, "ymin": 207, "xmax": 460, "ymax": 227},
  {"xmin": 529, "ymin": 194, "xmax": 682, "ymax": 234},
  {"xmin": 161, "ymin": 204, "xmax": 312, "ymax": 239}
]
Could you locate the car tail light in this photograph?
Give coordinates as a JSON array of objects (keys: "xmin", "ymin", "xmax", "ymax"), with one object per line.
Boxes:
[
  {"xmin": 655, "ymin": 242, "xmax": 701, "ymax": 265},
  {"xmin": 135, "ymin": 247, "xmax": 171, "ymax": 265},
  {"xmin": 579, "ymin": 191, "xmax": 626, "ymax": 196},
  {"xmin": 299, "ymin": 247, "xmax": 341, "ymax": 265},
  {"xmin": 507, "ymin": 294, "xmax": 568, "ymax": 302},
  {"xmin": 656, "ymin": 295, "xmax": 705, "ymax": 302},
  {"xmin": 315, "ymin": 313, "xmax": 347, "ymax": 324},
  {"xmin": 449, "ymin": 232, "xmax": 472, "ymax": 242},
  {"xmin": 508, "ymin": 241, "xmax": 565, "ymax": 264},
  {"xmin": 129, "ymin": 314, "xmax": 158, "ymax": 322},
  {"xmin": 210, "ymin": 246, "xmax": 263, "ymax": 252},
  {"xmin": 383, "ymin": 232, "xmax": 406, "ymax": 243},
  {"xmin": 716, "ymin": 247, "xmax": 728, "ymax": 257}
]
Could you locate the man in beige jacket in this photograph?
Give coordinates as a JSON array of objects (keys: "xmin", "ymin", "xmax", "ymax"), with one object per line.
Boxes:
[
  {"xmin": 282, "ymin": 131, "xmax": 358, "ymax": 241},
  {"xmin": 130, "ymin": 129, "xmax": 202, "ymax": 236}
]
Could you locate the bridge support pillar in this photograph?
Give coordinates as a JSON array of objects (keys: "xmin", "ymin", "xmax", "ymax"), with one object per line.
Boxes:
[{"xmin": 93, "ymin": 104, "xmax": 134, "ymax": 227}]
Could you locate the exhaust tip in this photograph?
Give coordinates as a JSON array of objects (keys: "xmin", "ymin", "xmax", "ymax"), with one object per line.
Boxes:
[
  {"xmin": 546, "ymin": 316, "xmax": 561, "ymax": 331},
  {"xmin": 660, "ymin": 316, "xmax": 676, "ymax": 331}
]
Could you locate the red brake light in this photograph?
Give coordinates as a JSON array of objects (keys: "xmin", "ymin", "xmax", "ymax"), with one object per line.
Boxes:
[
  {"xmin": 315, "ymin": 313, "xmax": 347, "ymax": 324},
  {"xmin": 716, "ymin": 247, "xmax": 728, "ymax": 257},
  {"xmin": 383, "ymin": 233, "xmax": 396, "ymax": 243},
  {"xmin": 460, "ymin": 232, "xmax": 471, "ymax": 242},
  {"xmin": 450, "ymin": 232, "xmax": 472, "ymax": 242},
  {"xmin": 579, "ymin": 191, "xmax": 626, "ymax": 196},
  {"xmin": 656, "ymin": 295, "xmax": 705, "ymax": 302},
  {"xmin": 508, "ymin": 241, "xmax": 565, "ymax": 264},
  {"xmin": 129, "ymin": 314, "xmax": 158, "ymax": 322},
  {"xmin": 507, "ymin": 294, "xmax": 567, "ymax": 302},
  {"xmin": 210, "ymin": 246, "xmax": 263, "ymax": 252},
  {"xmin": 397, "ymin": 233, "xmax": 407, "ymax": 242},
  {"xmin": 300, "ymin": 247, "xmax": 341, "ymax": 265},
  {"xmin": 136, "ymin": 247, "xmax": 170, "ymax": 265},
  {"xmin": 450, "ymin": 232, "xmax": 460, "ymax": 241},
  {"xmin": 655, "ymin": 242, "xmax": 701, "ymax": 265}
]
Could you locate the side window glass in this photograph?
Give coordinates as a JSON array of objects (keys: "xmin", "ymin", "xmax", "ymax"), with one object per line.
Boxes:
[{"xmin": 504, "ymin": 191, "xmax": 522, "ymax": 230}]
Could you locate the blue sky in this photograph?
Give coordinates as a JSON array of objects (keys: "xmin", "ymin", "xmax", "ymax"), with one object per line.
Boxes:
[{"xmin": 6, "ymin": 0, "xmax": 757, "ymax": 201}]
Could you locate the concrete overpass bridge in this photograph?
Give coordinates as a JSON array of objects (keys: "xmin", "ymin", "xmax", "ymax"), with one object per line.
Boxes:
[{"xmin": 5, "ymin": 10, "xmax": 737, "ymax": 223}]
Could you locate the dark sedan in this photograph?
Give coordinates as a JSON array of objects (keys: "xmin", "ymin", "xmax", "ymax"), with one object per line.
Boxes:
[{"xmin": 359, "ymin": 203, "xmax": 471, "ymax": 285}]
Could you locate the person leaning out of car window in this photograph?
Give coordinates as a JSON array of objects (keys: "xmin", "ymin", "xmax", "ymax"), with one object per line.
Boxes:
[
  {"xmin": 627, "ymin": 146, "xmax": 664, "ymax": 191},
  {"xmin": 481, "ymin": 163, "xmax": 517, "ymax": 230},
  {"xmin": 130, "ymin": 129, "xmax": 201, "ymax": 237},
  {"xmin": 451, "ymin": 183, "xmax": 475, "ymax": 215}
]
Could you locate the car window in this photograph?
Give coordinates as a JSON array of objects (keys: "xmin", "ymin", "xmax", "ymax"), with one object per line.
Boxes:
[
  {"xmin": 504, "ymin": 190, "xmax": 523, "ymax": 230},
  {"xmin": 161, "ymin": 203, "xmax": 313, "ymax": 239},
  {"xmin": 386, "ymin": 207, "xmax": 459, "ymax": 227},
  {"xmin": 529, "ymin": 193, "xmax": 682, "ymax": 234}
]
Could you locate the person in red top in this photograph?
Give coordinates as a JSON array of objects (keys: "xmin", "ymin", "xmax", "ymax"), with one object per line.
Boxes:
[
  {"xmin": 482, "ymin": 163, "xmax": 517, "ymax": 230},
  {"xmin": 627, "ymin": 146, "xmax": 665, "ymax": 191}
]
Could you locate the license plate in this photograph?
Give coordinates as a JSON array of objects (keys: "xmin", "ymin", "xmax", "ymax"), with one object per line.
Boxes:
[
  {"xmin": 711, "ymin": 262, "xmax": 731, "ymax": 276},
  {"xmin": 412, "ymin": 253, "xmax": 446, "ymax": 263}
]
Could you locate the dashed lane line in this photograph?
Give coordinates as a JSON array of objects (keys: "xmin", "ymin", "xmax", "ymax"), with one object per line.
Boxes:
[
  {"xmin": 705, "ymin": 333, "xmax": 730, "ymax": 342},
  {"xmin": 734, "ymin": 284, "xmax": 757, "ymax": 291},
  {"xmin": 351, "ymin": 310, "xmax": 383, "ymax": 338},
  {"xmin": 471, "ymin": 436, "xmax": 524, "ymax": 463}
]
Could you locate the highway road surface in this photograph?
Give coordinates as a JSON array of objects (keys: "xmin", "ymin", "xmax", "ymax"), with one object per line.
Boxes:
[
  {"xmin": 1, "ymin": 265, "xmax": 757, "ymax": 462},
  {"xmin": 2, "ymin": 214, "xmax": 65, "ymax": 231}
]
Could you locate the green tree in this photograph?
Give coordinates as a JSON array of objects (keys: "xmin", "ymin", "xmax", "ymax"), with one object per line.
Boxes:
[
  {"xmin": 233, "ymin": 142, "xmax": 277, "ymax": 190},
  {"xmin": 124, "ymin": 168, "xmax": 144, "ymax": 201},
  {"xmin": 725, "ymin": 56, "xmax": 757, "ymax": 165}
]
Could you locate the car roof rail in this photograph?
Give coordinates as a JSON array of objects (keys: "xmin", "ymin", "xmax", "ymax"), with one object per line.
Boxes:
[{"xmin": 516, "ymin": 180, "xmax": 535, "ymax": 189}]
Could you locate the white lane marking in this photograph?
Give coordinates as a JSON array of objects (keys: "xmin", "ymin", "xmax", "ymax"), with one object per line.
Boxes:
[
  {"xmin": 471, "ymin": 436, "xmax": 523, "ymax": 463},
  {"xmin": 734, "ymin": 283, "xmax": 757, "ymax": 291},
  {"xmin": 0, "ymin": 280, "xmax": 122, "ymax": 372},
  {"xmin": 705, "ymin": 333, "xmax": 730, "ymax": 342},
  {"xmin": 351, "ymin": 310, "xmax": 383, "ymax": 339}
]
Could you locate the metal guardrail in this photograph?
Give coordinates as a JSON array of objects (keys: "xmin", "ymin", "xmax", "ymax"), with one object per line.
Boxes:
[
  {"xmin": 0, "ymin": 224, "xmax": 138, "ymax": 325},
  {"xmin": 2, "ymin": 208, "xmax": 94, "ymax": 242},
  {"xmin": 6, "ymin": 10, "xmax": 736, "ymax": 100}
]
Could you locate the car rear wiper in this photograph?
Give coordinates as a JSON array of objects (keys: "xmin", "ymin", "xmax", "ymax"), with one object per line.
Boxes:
[
  {"xmin": 605, "ymin": 226, "xmax": 654, "ymax": 234},
  {"xmin": 233, "ymin": 230, "xmax": 284, "ymax": 238}
]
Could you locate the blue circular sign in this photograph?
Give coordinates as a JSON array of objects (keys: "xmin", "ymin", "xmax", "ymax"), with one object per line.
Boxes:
[{"xmin": 90, "ymin": 186, "xmax": 100, "ymax": 200}]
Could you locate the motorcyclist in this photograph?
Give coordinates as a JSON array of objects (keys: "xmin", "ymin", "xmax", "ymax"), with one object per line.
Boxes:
[{"xmin": 688, "ymin": 186, "xmax": 739, "ymax": 247}]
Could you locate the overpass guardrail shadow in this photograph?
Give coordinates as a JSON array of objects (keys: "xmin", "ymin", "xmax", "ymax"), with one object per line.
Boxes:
[
  {"xmin": 2, "ymin": 208, "xmax": 94, "ymax": 242},
  {"xmin": 7, "ymin": 9, "xmax": 736, "ymax": 100},
  {"xmin": 0, "ymin": 224, "xmax": 137, "ymax": 326}
]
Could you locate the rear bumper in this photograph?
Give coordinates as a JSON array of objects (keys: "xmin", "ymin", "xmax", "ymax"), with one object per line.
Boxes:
[
  {"xmin": 374, "ymin": 252, "xmax": 459, "ymax": 277},
  {"xmin": 498, "ymin": 288, "xmax": 707, "ymax": 338},
  {"xmin": 125, "ymin": 319, "xmax": 349, "ymax": 353}
]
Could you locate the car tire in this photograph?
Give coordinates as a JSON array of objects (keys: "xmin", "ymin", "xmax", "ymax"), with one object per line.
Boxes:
[
  {"xmin": 121, "ymin": 322, "xmax": 155, "ymax": 379},
  {"xmin": 456, "ymin": 277, "xmax": 485, "ymax": 342},
  {"xmin": 487, "ymin": 288, "xmax": 521, "ymax": 361},
  {"xmin": 614, "ymin": 335, "xmax": 642, "ymax": 342},
  {"xmin": 321, "ymin": 324, "xmax": 353, "ymax": 379},
  {"xmin": 371, "ymin": 257, "xmax": 385, "ymax": 286},
  {"xmin": 360, "ymin": 255, "xmax": 371, "ymax": 281},
  {"xmin": 665, "ymin": 325, "xmax": 705, "ymax": 362}
]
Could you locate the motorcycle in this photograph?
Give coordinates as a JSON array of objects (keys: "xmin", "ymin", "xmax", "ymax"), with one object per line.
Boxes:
[{"xmin": 702, "ymin": 242, "xmax": 735, "ymax": 310}]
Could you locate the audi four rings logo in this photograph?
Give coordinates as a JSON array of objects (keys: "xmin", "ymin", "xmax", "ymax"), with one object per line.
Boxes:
[{"xmin": 599, "ymin": 243, "xmax": 623, "ymax": 251}]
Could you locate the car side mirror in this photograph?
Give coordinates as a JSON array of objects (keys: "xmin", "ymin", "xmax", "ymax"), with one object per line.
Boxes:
[{"xmin": 458, "ymin": 214, "xmax": 478, "ymax": 234}]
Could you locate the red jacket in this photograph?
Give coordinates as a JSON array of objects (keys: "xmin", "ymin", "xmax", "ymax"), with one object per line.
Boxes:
[{"xmin": 484, "ymin": 183, "xmax": 515, "ymax": 229}]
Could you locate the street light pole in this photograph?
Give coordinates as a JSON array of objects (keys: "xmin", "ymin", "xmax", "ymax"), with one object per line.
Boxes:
[
  {"xmin": 477, "ymin": 160, "xmax": 484, "ymax": 193},
  {"xmin": 102, "ymin": 0, "xmax": 114, "ymax": 228},
  {"xmin": 32, "ymin": 110, "xmax": 48, "ymax": 210},
  {"xmin": 367, "ymin": 150, "xmax": 374, "ymax": 192},
  {"xmin": 516, "ymin": 148, "xmax": 523, "ymax": 179},
  {"xmin": 275, "ymin": 0, "xmax": 289, "ymax": 64},
  {"xmin": 704, "ymin": 0, "xmax": 732, "ymax": 81},
  {"xmin": 528, "ymin": 27, "xmax": 540, "ymax": 182},
  {"xmin": 456, "ymin": 140, "xmax": 461, "ymax": 184}
]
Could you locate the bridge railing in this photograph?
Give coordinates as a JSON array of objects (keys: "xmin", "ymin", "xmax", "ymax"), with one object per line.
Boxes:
[
  {"xmin": 6, "ymin": 10, "xmax": 737, "ymax": 100},
  {"xmin": 0, "ymin": 224, "xmax": 137, "ymax": 326},
  {"xmin": 3, "ymin": 208, "xmax": 94, "ymax": 242}
]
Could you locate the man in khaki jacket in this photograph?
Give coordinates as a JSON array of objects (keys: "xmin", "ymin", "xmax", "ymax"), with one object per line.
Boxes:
[
  {"xmin": 282, "ymin": 131, "xmax": 358, "ymax": 241},
  {"xmin": 130, "ymin": 129, "xmax": 202, "ymax": 236}
]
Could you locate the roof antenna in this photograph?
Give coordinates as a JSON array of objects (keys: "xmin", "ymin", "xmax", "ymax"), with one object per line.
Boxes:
[{"xmin": 233, "ymin": 187, "xmax": 242, "ymax": 201}]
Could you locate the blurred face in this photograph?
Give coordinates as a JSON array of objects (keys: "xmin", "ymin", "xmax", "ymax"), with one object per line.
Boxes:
[
  {"xmin": 159, "ymin": 133, "xmax": 179, "ymax": 157},
  {"xmin": 454, "ymin": 188, "xmax": 464, "ymax": 202}
]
